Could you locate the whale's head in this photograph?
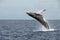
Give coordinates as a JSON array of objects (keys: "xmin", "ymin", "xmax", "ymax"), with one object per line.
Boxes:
[
  {"xmin": 26, "ymin": 11, "xmax": 35, "ymax": 17},
  {"xmin": 27, "ymin": 13, "xmax": 35, "ymax": 18},
  {"xmin": 26, "ymin": 11, "xmax": 41, "ymax": 18}
]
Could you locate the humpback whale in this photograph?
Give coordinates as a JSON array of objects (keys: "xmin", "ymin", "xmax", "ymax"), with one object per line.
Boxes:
[{"xmin": 26, "ymin": 9, "xmax": 49, "ymax": 29}]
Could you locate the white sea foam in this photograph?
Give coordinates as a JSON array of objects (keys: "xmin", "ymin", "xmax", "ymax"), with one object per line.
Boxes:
[
  {"xmin": 33, "ymin": 26, "xmax": 55, "ymax": 32},
  {"xmin": 41, "ymin": 26, "xmax": 55, "ymax": 31}
]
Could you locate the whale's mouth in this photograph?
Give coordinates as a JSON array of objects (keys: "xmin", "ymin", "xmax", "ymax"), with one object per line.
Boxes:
[{"xmin": 26, "ymin": 13, "xmax": 36, "ymax": 17}]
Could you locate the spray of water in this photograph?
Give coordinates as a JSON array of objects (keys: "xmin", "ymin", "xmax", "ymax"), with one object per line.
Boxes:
[
  {"xmin": 41, "ymin": 26, "xmax": 55, "ymax": 31},
  {"xmin": 33, "ymin": 26, "xmax": 55, "ymax": 32}
]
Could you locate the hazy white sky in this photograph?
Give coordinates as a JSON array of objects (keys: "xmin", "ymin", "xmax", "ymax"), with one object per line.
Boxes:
[{"xmin": 0, "ymin": 0, "xmax": 60, "ymax": 20}]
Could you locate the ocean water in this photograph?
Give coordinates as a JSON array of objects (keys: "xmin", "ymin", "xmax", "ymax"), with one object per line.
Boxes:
[{"xmin": 0, "ymin": 20, "xmax": 60, "ymax": 40}]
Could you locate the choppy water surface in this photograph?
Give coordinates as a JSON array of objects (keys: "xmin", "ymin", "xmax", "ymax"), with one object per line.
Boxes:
[{"xmin": 0, "ymin": 20, "xmax": 60, "ymax": 40}]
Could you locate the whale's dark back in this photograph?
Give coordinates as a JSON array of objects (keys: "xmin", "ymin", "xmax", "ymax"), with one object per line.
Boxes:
[{"xmin": 27, "ymin": 13, "xmax": 49, "ymax": 29}]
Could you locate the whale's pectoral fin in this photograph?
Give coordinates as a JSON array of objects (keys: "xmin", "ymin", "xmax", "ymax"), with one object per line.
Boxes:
[{"xmin": 36, "ymin": 9, "xmax": 46, "ymax": 14}]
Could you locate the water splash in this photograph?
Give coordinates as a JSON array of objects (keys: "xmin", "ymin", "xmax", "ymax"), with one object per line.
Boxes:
[
  {"xmin": 33, "ymin": 26, "xmax": 55, "ymax": 32},
  {"xmin": 41, "ymin": 26, "xmax": 55, "ymax": 31}
]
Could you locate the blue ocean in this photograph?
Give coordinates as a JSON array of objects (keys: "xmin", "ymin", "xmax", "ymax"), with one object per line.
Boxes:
[{"xmin": 0, "ymin": 20, "xmax": 60, "ymax": 40}]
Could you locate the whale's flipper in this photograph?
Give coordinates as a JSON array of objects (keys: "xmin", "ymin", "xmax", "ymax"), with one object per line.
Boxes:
[
  {"xmin": 26, "ymin": 9, "xmax": 49, "ymax": 29},
  {"xmin": 36, "ymin": 9, "xmax": 46, "ymax": 14}
]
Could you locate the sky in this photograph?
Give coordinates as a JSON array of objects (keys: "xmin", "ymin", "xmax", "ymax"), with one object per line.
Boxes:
[{"xmin": 0, "ymin": 0, "xmax": 60, "ymax": 20}]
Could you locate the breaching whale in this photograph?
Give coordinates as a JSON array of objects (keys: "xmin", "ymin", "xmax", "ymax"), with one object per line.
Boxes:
[{"xmin": 26, "ymin": 9, "xmax": 49, "ymax": 29}]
